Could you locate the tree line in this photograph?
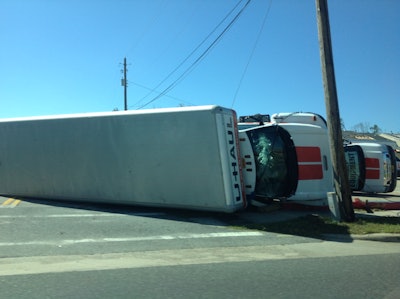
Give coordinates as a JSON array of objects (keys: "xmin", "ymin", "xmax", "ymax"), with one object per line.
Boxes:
[{"xmin": 341, "ymin": 120, "xmax": 381, "ymax": 134}]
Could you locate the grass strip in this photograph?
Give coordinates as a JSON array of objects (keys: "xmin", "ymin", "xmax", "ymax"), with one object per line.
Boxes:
[{"xmin": 240, "ymin": 214, "xmax": 400, "ymax": 238}]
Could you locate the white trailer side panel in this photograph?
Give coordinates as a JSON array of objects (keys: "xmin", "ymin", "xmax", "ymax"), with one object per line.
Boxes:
[{"xmin": 0, "ymin": 106, "xmax": 245, "ymax": 212}]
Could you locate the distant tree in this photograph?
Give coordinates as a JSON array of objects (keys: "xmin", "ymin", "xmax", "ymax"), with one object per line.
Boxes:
[
  {"xmin": 352, "ymin": 123, "xmax": 360, "ymax": 132},
  {"xmin": 340, "ymin": 118, "xmax": 346, "ymax": 131},
  {"xmin": 352, "ymin": 122, "xmax": 382, "ymax": 134},
  {"xmin": 352, "ymin": 122, "xmax": 370, "ymax": 133},
  {"xmin": 369, "ymin": 124, "xmax": 381, "ymax": 134}
]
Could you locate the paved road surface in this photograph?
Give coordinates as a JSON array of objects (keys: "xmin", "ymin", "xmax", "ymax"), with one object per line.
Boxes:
[{"xmin": 1, "ymin": 195, "xmax": 400, "ymax": 298}]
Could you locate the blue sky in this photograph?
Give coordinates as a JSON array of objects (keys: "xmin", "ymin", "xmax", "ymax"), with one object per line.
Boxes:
[{"xmin": 1, "ymin": 0, "xmax": 399, "ymax": 132}]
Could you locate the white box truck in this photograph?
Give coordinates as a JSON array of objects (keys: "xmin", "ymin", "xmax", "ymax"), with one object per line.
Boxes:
[
  {"xmin": 0, "ymin": 106, "xmax": 246, "ymax": 212},
  {"xmin": 0, "ymin": 106, "xmax": 335, "ymax": 212},
  {"xmin": 344, "ymin": 142, "xmax": 397, "ymax": 193}
]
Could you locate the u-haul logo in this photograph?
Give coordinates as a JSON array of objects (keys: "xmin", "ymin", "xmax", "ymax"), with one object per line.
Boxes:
[{"xmin": 226, "ymin": 116, "xmax": 245, "ymax": 204}]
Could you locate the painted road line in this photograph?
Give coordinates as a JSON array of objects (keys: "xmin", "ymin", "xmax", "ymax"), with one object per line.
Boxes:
[
  {"xmin": 0, "ymin": 231, "xmax": 265, "ymax": 247},
  {"xmin": 0, "ymin": 212, "xmax": 165, "ymax": 219},
  {"xmin": 10, "ymin": 199, "xmax": 21, "ymax": 207},
  {"xmin": 0, "ymin": 198, "xmax": 21, "ymax": 208}
]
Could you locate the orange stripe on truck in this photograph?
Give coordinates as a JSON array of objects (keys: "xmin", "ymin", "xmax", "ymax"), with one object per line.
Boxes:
[
  {"xmin": 296, "ymin": 146, "xmax": 321, "ymax": 162},
  {"xmin": 296, "ymin": 146, "xmax": 323, "ymax": 180},
  {"xmin": 366, "ymin": 169, "xmax": 380, "ymax": 180},
  {"xmin": 298, "ymin": 164, "xmax": 323, "ymax": 180},
  {"xmin": 365, "ymin": 158, "xmax": 379, "ymax": 168},
  {"xmin": 365, "ymin": 158, "xmax": 380, "ymax": 179}
]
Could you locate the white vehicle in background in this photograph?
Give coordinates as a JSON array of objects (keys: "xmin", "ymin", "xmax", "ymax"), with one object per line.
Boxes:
[{"xmin": 344, "ymin": 142, "xmax": 397, "ymax": 193}]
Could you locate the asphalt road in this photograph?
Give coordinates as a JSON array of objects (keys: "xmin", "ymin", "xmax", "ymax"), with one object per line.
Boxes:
[
  {"xmin": 1, "ymin": 196, "xmax": 400, "ymax": 298},
  {"xmin": 2, "ymin": 253, "xmax": 400, "ymax": 299},
  {"xmin": 0, "ymin": 198, "xmax": 317, "ymax": 258}
]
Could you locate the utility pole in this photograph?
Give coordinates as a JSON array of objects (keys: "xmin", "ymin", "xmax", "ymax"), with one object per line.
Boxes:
[
  {"xmin": 122, "ymin": 57, "xmax": 128, "ymax": 111},
  {"xmin": 315, "ymin": 0, "xmax": 355, "ymax": 222}
]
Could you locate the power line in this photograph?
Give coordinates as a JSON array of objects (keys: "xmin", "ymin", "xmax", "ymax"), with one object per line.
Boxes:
[
  {"xmin": 128, "ymin": 81, "xmax": 195, "ymax": 107},
  {"xmin": 132, "ymin": 0, "xmax": 246, "ymax": 109},
  {"xmin": 125, "ymin": 0, "xmax": 169, "ymax": 57},
  {"xmin": 137, "ymin": 0, "xmax": 252, "ymax": 109},
  {"xmin": 231, "ymin": 0, "xmax": 273, "ymax": 108}
]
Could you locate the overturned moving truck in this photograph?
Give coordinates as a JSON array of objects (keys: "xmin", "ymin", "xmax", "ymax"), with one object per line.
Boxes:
[
  {"xmin": 0, "ymin": 106, "xmax": 333, "ymax": 212},
  {"xmin": 241, "ymin": 112, "xmax": 398, "ymax": 196},
  {"xmin": 344, "ymin": 142, "xmax": 397, "ymax": 193}
]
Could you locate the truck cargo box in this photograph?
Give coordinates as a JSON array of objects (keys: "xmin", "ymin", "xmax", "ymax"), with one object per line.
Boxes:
[{"xmin": 0, "ymin": 105, "xmax": 246, "ymax": 212}]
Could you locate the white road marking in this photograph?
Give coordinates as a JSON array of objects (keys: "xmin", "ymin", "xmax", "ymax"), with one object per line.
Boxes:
[
  {"xmin": 0, "ymin": 231, "xmax": 264, "ymax": 247},
  {"xmin": 0, "ymin": 212, "xmax": 164, "ymax": 219}
]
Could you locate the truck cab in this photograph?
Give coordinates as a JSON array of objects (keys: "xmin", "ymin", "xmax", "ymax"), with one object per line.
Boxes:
[
  {"xmin": 344, "ymin": 142, "xmax": 397, "ymax": 193},
  {"xmin": 271, "ymin": 112, "xmax": 327, "ymax": 127},
  {"xmin": 238, "ymin": 113, "xmax": 333, "ymax": 206}
]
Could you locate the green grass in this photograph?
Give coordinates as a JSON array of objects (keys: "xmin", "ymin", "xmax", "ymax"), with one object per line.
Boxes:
[{"xmin": 240, "ymin": 213, "xmax": 400, "ymax": 238}]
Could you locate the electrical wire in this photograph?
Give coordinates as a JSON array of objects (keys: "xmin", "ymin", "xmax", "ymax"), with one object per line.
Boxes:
[
  {"xmin": 231, "ymin": 0, "xmax": 273, "ymax": 108},
  {"xmin": 129, "ymin": 81, "xmax": 195, "ymax": 106},
  {"xmin": 136, "ymin": 0, "xmax": 252, "ymax": 109},
  {"xmin": 125, "ymin": 0, "xmax": 169, "ymax": 57},
  {"xmin": 131, "ymin": 1, "xmax": 245, "ymax": 109},
  {"xmin": 132, "ymin": 0, "xmax": 245, "ymax": 108}
]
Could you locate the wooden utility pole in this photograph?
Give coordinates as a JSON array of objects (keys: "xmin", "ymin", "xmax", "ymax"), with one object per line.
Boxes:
[
  {"xmin": 123, "ymin": 57, "xmax": 128, "ymax": 111},
  {"xmin": 315, "ymin": 0, "xmax": 355, "ymax": 222}
]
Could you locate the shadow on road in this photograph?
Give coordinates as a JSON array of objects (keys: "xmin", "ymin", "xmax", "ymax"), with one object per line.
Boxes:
[
  {"xmin": 19, "ymin": 196, "xmax": 245, "ymax": 225},
  {"xmin": 17, "ymin": 196, "xmax": 400, "ymax": 244}
]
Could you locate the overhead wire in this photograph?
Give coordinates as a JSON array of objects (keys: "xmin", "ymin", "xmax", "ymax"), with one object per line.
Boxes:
[
  {"xmin": 132, "ymin": 0, "xmax": 245, "ymax": 108},
  {"xmin": 231, "ymin": 0, "xmax": 273, "ymax": 108},
  {"xmin": 135, "ymin": 0, "xmax": 252, "ymax": 109},
  {"xmin": 125, "ymin": 0, "xmax": 169, "ymax": 57},
  {"xmin": 129, "ymin": 80, "xmax": 195, "ymax": 106}
]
